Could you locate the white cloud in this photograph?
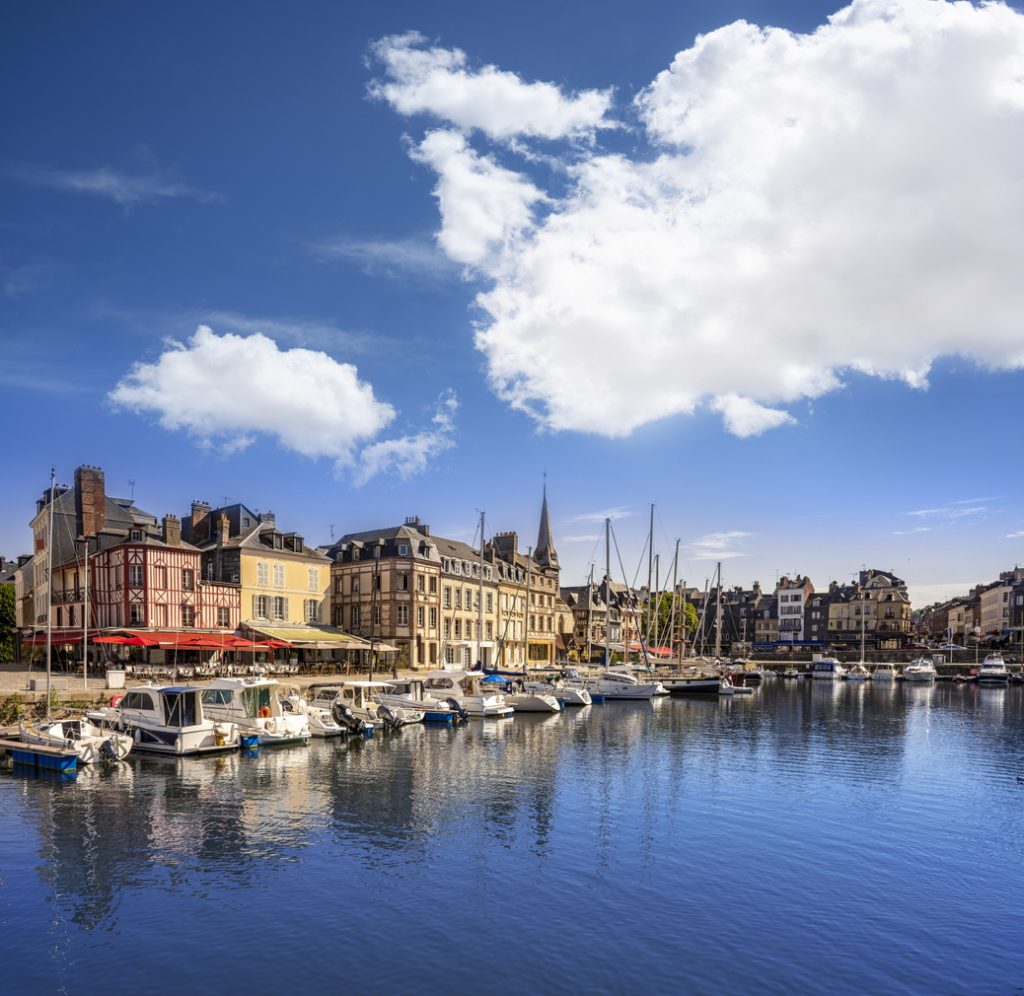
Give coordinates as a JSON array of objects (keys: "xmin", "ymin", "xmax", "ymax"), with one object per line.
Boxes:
[
  {"xmin": 369, "ymin": 32, "xmax": 614, "ymax": 141},
  {"xmin": 312, "ymin": 234, "xmax": 456, "ymax": 277},
  {"xmin": 570, "ymin": 507, "xmax": 633, "ymax": 523},
  {"xmin": 109, "ymin": 326, "xmax": 395, "ymax": 466},
  {"xmin": 412, "ymin": 130, "xmax": 546, "ymax": 266},
  {"xmin": 355, "ymin": 390, "xmax": 458, "ymax": 485},
  {"xmin": 201, "ymin": 310, "xmax": 374, "ymax": 352},
  {"xmin": 710, "ymin": 394, "xmax": 795, "ymax": 437},
  {"xmin": 1007, "ymin": 530, "xmax": 1024, "ymax": 539},
  {"xmin": 560, "ymin": 533, "xmax": 601, "ymax": 543},
  {"xmin": 908, "ymin": 504, "xmax": 987, "ymax": 519},
  {"xmin": 892, "ymin": 526, "xmax": 933, "ymax": 536},
  {"xmin": 686, "ymin": 530, "xmax": 752, "ymax": 560},
  {"xmin": 381, "ymin": 1, "xmax": 1024, "ymax": 438},
  {"xmin": 11, "ymin": 165, "xmax": 218, "ymax": 206}
]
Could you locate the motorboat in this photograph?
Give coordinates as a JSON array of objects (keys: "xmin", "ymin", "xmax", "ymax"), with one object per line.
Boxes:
[
  {"xmin": 507, "ymin": 685, "xmax": 563, "ymax": 713},
  {"xmin": 375, "ymin": 678, "xmax": 469, "ymax": 723},
  {"xmin": 903, "ymin": 658, "xmax": 937, "ymax": 682},
  {"xmin": 811, "ymin": 657, "xmax": 847, "ymax": 680},
  {"xmin": 19, "ymin": 716, "xmax": 133, "ymax": 763},
  {"xmin": 581, "ymin": 668, "xmax": 661, "ymax": 701},
  {"xmin": 729, "ymin": 661, "xmax": 763, "ymax": 686},
  {"xmin": 422, "ymin": 670, "xmax": 515, "ymax": 718},
  {"xmin": 201, "ymin": 677, "xmax": 310, "ymax": 747},
  {"xmin": 88, "ymin": 685, "xmax": 239, "ymax": 756},
  {"xmin": 278, "ymin": 692, "xmax": 347, "ymax": 737},
  {"xmin": 317, "ymin": 681, "xmax": 424, "ymax": 731},
  {"xmin": 660, "ymin": 666, "xmax": 722, "ymax": 695},
  {"xmin": 307, "ymin": 685, "xmax": 375, "ymax": 735},
  {"xmin": 977, "ymin": 653, "xmax": 1010, "ymax": 686},
  {"xmin": 872, "ymin": 662, "xmax": 897, "ymax": 682},
  {"xmin": 846, "ymin": 663, "xmax": 871, "ymax": 682},
  {"xmin": 523, "ymin": 677, "xmax": 592, "ymax": 706},
  {"xmin": 782, "ymin": 667, "xmax": 800, "ymax": 679}
]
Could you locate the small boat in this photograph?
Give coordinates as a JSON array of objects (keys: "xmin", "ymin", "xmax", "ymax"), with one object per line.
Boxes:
[
  {"xmin": 201, "ymin": 677, "xmax": 310, "ymax": 747},
  {"xmin": 811, "ymin": 657, "xmax": 847, "ymax": 680},
  {"xmin": 523, "ymin": 679, "xmax": 589, "ymax": 707},
  {"xmin": 375, "ymin": 678, "xmax": 469, "ymax": 723},
  {"xmin": 903, "ymin": 658, "xmax": 937, "ymax": 682},
  {"xmin": 659, "ymin": 670, "xmax": 721, "ymax": 695},
  {"xmin": 89, "ymin": 685, "xmax": 239, "ymax": 756},
  {"xmin": 317, "ymin": 681, "xmax": 423, "ymax": 731},
  {"xmin": 872, "ymin": 663, "xmax": 897, "ymax": 682},
  {"xmin": 977, "ymin": 653, "xmax": 1010, "ymax": 686},
  {"xmin": 846, "ymin": 663, "xmax": 871, "ymax": 682},
  {"xmin": 278, "ymin": 693, "xmax": 347, "ymax": 737},
  {"xmin": 422, "ymin": 670, "xmax": 515, "ymax": 718},
  {"xmin": 581, "ymin": 668, "xmax": 661, "ymax": 701},
  {"xmin": 19, "ymin": 717, "xmax": 133, "ymax": 763},
  {"xmin": 508, "ymin": 689, "xmax": 563, "ymax": 713},
  {"xmin": 782, "ymin": 667, "xmax": 800, "ymax": 679},
  {"xmin": 307, "ymin": 685, "xmax": 374, "ymax": 734}
]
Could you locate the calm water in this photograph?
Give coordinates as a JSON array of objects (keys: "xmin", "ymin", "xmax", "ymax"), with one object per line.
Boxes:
[{"xmin": 3, "ymin": 680, "xmax": 1024, "ymax": 994}]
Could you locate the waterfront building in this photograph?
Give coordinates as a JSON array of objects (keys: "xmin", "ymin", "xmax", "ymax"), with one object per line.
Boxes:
[
  {"xmin": 826, "ymin": 570, "xmax": 911, "ymax": 649},
  {"xmin": 804, "ymin": 589, "xmax": 832, "ymax": 644},
  {"xmin": 1011, "ymin": 577, "xmax": 1024, "ymax": 652},
  {"xmin": 775, "ymin": 575, "xmax": 814, "ymax": 644},
  {"xmin": 183, "ymin": 501, "xmax": 330, "ymax": 632},
  {"xmin": 978, "ymin": 569, "xmax": 1024, "ymax": 643},
  {"xmin": 754, "ymin": 595, "xmax": 779, "ymax": 646}
]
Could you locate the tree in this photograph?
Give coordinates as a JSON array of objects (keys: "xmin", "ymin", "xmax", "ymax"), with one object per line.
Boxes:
[
  {"xmin": 0, "ymin": 585, "xmax": 15, "ymax": 663},
  {"xmin": 640, "ymin": 593, "xmax": 698, "ymax": 647}
]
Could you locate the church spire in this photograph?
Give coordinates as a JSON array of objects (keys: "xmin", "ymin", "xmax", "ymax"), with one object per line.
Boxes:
[{"xmin": 535, "ymin": 480, "xmax": 558, "ymax": 570}]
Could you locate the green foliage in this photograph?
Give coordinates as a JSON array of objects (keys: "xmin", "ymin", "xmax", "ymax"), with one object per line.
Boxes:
[
  {"xmin": 0, "ymin": 584, "xmax": 15, "ymax": 662},
  {"xmin": 640, "ymin": 594, "xmax": 699, "ymax": 645},
  {"xmin": 0, "ymin": 693, "xmax": 26, "ymax": 726}
]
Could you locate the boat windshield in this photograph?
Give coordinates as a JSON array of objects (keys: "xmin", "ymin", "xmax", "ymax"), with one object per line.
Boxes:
[
  {"xmin": 163, "ymin": 691, "xmax": 199, "ymax": 728},
  {"xmin": 241, "ymin": 686, "xmax": 272, "ymax": 717}
]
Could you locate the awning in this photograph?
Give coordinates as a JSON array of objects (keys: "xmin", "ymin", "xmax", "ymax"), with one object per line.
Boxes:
[
  {"xmin": 245, "ymin": 624, "xmax": 382, "ymax": 651},
  {"xmin": 23, "ymin": 630, "xmax": 83, "ymax": 646}
]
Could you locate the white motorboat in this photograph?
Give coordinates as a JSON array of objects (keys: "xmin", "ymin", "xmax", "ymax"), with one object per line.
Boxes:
[
  {"xmin": 278, "ymin": 692, "xmax": 346, "ymax": 737},
  {"xmin": 422, "ymin": 670, "xmax": 515, "ymax": 718},
  {"xmin": 582, "ymin": 668, "xmax": 661, "ymax": 701},
  {"xmin": 376, "ymin": 678, "xmax": 469, "ymax": 724},
  {"xmin": 507, "ymin": 687, "xmax": 563, "ymax": 713},
  {"xmin": 872, "ymin": 663, "xmax": 897, "ymax": 682},
  {"xmin": 89, "ymin": 685, "xmax": 239, "ymax": 756},
  {"xmin": 523, "ymin": 679, "xmax": 592, "ymax": 707},
  {"xmin": 307, "ymin": 685, "xmax": 375, "ymax": 734},
  {"xmin": 811, "ymin": 657, "xmax": 847, "ymax": 680},
  {"xmin": 19, "ymin": 716, "xmax": 133, "ymax": 763},
  {"xmin": 846, "ymin": 663, "xmax": 871, "ymax": 682},
  {"xmin": 782, "ymin": 667, "xmax": 800, "ymax": 679},
  {"xmin": 977, "ymin": 653, "xmax": 1009, "ymax": 686},
  {"xmin": 201, "ymin": 677, "xmax": 310, "ymax": 747},
  {"xmin": 903, "ymin": 658, "xmax": 937, "ymax": 682},
  {"xmin": 315, "ymin": 681, "xmax": 423, "ymax": 731}
]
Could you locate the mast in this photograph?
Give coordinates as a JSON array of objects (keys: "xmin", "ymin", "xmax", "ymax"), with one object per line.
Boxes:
[
  {"xmin": 860, "ymin": 589, "xmax": 866, "ymax": 665},
  {"xmin": 82, "ymin": 537, "xmax": 90, "ymax": 690},
  {"xmin": 604, "ymin": 517, "xmax": 611, "ymax": 666},
  {"xmin": 714, "ymin": 561, "xmax": 722, "ymax": 660},
  {"xmin": 524, "ymin": 545, "xmax": 532, "ymax": 676},
  {"xmin": 45, "ymin": 467, "xmax": 55, "ymax": 718},
  {"xmin": 585, "ymin": 564, "xmax": 594, "ymax": 666},
  {"xmin": 646, "ymin": 503, "xmax": 654, "ymax": 651},
  {"xmin": 477, "ymin": 510, "xmax": 485, "ymax": 669},
  {"xmin": 668, "ymin": 539, "xmax": 679, "ymax": 664}
]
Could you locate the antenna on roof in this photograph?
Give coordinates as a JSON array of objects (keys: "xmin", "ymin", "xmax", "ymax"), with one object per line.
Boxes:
[
  {"xmin": 128, "ymin": 479, "xmax": 136, "ymax": 500},
  {"xmin": 330, "ymin": 523, "xmax": 335, "ymax": 540}
]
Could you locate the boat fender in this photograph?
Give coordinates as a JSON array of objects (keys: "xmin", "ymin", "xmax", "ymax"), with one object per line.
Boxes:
[
  {"xmin": 109, "ymin": 693, "xmax": 126, "ymax": 708},
  {"xmin": 258, "ymin": 706, "xmax": 272, "ymax": 719}
]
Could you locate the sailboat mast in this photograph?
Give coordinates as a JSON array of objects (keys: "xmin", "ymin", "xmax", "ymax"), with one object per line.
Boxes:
[
  {"xmin": 668, "ymin": 539, "xmax": 679, "ymax": 664},
  {"xmin": 524, "ymin": 546, "xmax": 532, "ymax": 675},
  {"xmin": 585, "ymin": 564, "xmax": 594, "ymax": 666},
  {"xmin": 714, "ymin": 561, "xmax": 723, "ymax": 659},
  {"xmin": 646, "ymin": 503, "xmax": 654, "ymax": 651},
  {"xmin": 45, "ymin": 467, "xmax": 55, "ymax": 719},
  {"xmin": 82, "ymin": 538, "xmax": 90, "ymax": 691},
  {"xmin": 605, "ymin": 517, "xmax": 611, "ymax": 666},
  {"xmin": 478, "ymin": 510, "xmax": 485, "ymax": 669}
]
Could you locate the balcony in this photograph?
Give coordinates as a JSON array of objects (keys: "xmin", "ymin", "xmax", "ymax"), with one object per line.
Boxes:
[{"xmin": 50, "ymin": 588, "xmax": 83, "ymax": 604}]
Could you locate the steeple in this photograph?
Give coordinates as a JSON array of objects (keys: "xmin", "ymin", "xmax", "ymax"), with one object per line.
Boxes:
[{"xmin": 534, "ymin": 481, "xmax": 558, "ymax": 570}]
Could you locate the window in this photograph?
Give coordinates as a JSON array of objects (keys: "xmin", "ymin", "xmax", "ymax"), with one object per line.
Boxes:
[
  {"xmin": 417, "ymin": 574, "xmax": 425, "ymax": 593},
  {"xmin": 351, "ymin": 605, "xmax": 361, "ymax": 627},
  {"xmin": 217, "ymin": 607, "xmax": 230, "ymax": 627},
  {"xmin": 154, "ymin": 566, "xmax": 167, "ymax": 589},
  {"xmin": 399, "ymin": 573, "xmax": 409, "ymax": 591},
  {"xmin": 182, "ymin": 604, "xmax": 195, "ymax": 627},
  {"xmin": 273, "ymin": 563, "xmax": 285, "ymax": 588},
  {"xmin": 373, "ymin": 605, "xmax": 381, "ymax": 626},
  {"xmin": 399, "ymin": 544, "xmax": 409, "ymax": 556},
  {"xmin": 455, "ymin": 589, "xmax": 462, "ymax": 610},
  {"xmin": 304, "ymin": 599, "xmax": 319, "ymax": 623},
  {"xmin": 129, "ymin": 603, "xmax": 144, "ymax": 624},
  {"xmin": 130, "ymin": 529, "xmax": 142, "ymax": 542},
  {"xmin": 308, "ymin": 568, "xmax": 319, "ymax": 592},
  {"xmin": 444, "ymin": 619, "xmax": 451, "ymax": 639},
  {"xmin": 128, "ymin": 565, "xmax": 144, "ymax": 589},
  {"xmin": 253, "ymin": 594, "xmax": 269, "ymax": 618},
  {"xmin": 335, "ymin": 577, "xmax": 343, "ymax": 595},
  {"xmin": 272, "ymin": 596, "xmax": 287, "ymax": 620},
  {"xmin": 257, "ymin": 561, "xmax": 269, "ymax": 587},
  {"xmin": 68, "ymin": 606, "xmax": 75, "ymax": 626},
  {"xmin": 154, "ymin": 604, "xmax": 168, "ymax": 627},
  {"xmin": 352, "ymin": 576, "xmax": 360, "ymax": 594},
  {"xmin": 396, "ymin": 604, "xmax": 409, "ymax": 625},
  {"xmin": 429, "ymin": 576, "xmax": 437, "ymax": 594},
  {"xmin": 242, "ymin": 517, "xmax": 250, "ymax": 528},
  {"xmin": 443, "ymin": 586, "xmax": 452, "ymax": 609},
  {"xmin": 486, "ymin": 622, "xmax": 493, "ymax": 639},
  {"xmin": 429, "ymin": 608, "xmax": 437, "ymax": 628},
  {"xmin": 454, "ymin": 619, "xmax": 462, "ymax": 639},
  {"xmin": 373, "ymin": 546, "xmax": 380, "ymax": 558},
  {"xmin": 486, "ymin": 593, "xmax": 493, "ymax": 613},
  {"xmin": 182, "ymin": 568, "xmax": 194, "ymax": 591},
  {"xmin": 417, "ymin": 606, "xmax": 425, "ymax": 627},
  {"xmin": 451, "ymin": 560, "xmax": 459, "ymax": 575},
  {"xmin": 121, "ymin": 691, "xmax": 155, "ymax": 711}
]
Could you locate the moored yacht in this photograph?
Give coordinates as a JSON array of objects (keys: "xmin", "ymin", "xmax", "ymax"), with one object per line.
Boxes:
[
  {"xmin": 811, "ymin": 657, "xmax": 847, "ymax": 680},
  {"xmin": 201, "ymin": 677, "xmax": 310, "ymax": 747},
  {"xmin": 977, "ymin": 653, "xmax": 1009, "ymax": 686},
  {"xmin": 903, "ymin": 658, "xmax": 937, "ymax": 682},
  {"xmin": 19, "ymin": 716, "xmax": 133, "ymax": 763},
  {"xmin": 422, "ymin": 670, "xmax": 515, "ymax": 718},
  {"xmin": 507, "ymin": 686, "xmax": 563, "ymax": 713},
  {"xmin": 582, "ymin": 668, "xmax": 661, "ymax": 701},
  {"xmin": 375, "ymin": 678, "xmax": 469, "ymax": 724},
  {"xmin": 315, "ymin": 681, "xmax": 423, "ymax": 731},
  {"xmin": 278, "ymin": 692, "xmax": 346, "ymax": 737},
  {"xmin": 89, "ymin": 685, "xmax": 239, "ymax": 756},
  {"xmin": 846, "ymin": 663, "xmax": 871, "ymax": 682},
  {"xmin": 523, "ymin": 677, "xmax": 592, "ymax": 706},
  {"xmin": 872, "ymin": 662, "xmax": 897, "ymax": 682}
]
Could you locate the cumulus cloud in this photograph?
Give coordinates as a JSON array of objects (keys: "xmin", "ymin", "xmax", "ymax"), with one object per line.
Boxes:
[
  {"xmin": 10, "ymin": 165, "xmax": 218, "ymax": 206},
  {"xmin": 109, "ymin": 326, "xmax": 395, "ymax": 466},
  {"xmin": 686, "ymin": 531, "xmax": 752, "ymax": 561},
  {"xmin": 380, "ymin": 2, "xmax": 1024, "ymax": 437},
  {"xmin": 355, "ymin": 390, "xmax": 458, "ymax": 485},
  {"xmin": 1006, "ymin": 530, "xmax": 1024, "ymax": 539},
  {"xmin": 369, "ymin": 32, "xmax": 614, "ymax": 140}
]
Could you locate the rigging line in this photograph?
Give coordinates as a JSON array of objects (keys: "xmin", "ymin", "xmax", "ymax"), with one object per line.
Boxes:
[{"xmin": 609, "ymin": 522, "xmax": 651, "ymax": 670}]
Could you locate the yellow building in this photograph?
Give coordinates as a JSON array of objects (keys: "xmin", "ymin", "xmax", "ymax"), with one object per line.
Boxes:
[{"xmin": 183, "ymin": 502, "xmax": 330, "ymax": 628}]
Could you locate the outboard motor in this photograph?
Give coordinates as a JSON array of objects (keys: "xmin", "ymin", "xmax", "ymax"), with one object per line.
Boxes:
[
  {"xmin": 445, "ymin": 697, "xmax": 470, "ymax": 722},
  {"xmin": 100, "ymin": 738, "xmax": 118, "ymax": 762},
  {"xmin": 377, "ymin": 704, "xmax": 402, "ymax": 732},
  {"xmin": 332, "ymin": 703, "xmax": 364, "ymax": 735}
]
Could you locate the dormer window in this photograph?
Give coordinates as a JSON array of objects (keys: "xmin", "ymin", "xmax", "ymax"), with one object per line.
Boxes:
[
  {"xmin": 130, "ymin": 529, "xmax": 142, "ymax": 542},
  {"xmin": 399, "ymin": 544, "xmax": 409, "ymax": 556}
]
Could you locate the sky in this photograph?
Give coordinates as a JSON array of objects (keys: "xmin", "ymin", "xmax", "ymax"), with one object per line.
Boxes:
[{"xmin": 3, "ymin": 0, "xmax": 1024, "ymax": 608}]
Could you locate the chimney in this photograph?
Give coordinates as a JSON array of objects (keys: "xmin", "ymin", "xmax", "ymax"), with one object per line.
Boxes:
[
  {"xmin": 405, "ymin": 515, "xmax": 429, "ymax": 537},
  {"xmin": 162, "ymin": 514, "xmax": 181, "ymax": 547},
  {"xmin": 190, "ymin": 501, "xmax": 211, "ymax": 542},
  {"xmin": 74, "ymin": 465, "xmax": 106, "ymax": 537},
  {"xmin": 217, "ymin": 513, "xmax": 230, "ymax": 546}
]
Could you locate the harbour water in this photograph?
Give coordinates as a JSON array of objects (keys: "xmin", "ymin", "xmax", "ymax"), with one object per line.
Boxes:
[{"xmin": 3, "ymin": 680, "xmax": 1024, "ymax": 994}]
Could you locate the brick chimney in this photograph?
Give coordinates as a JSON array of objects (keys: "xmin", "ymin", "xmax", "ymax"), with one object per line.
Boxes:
[
  {"xmin": 190, "ymin": 501, "xmax": 211, "ymax": 542},
  {"xmin": 74, "ymin": 465, "xmax": 105, "ymax": 537},
  {"xmin": 162, "ymin": 514, "xmax": 181, "ymax": 547},
  {"xmin": 217, "ymin": 513, "xmax": 230, "ymax": 546}
]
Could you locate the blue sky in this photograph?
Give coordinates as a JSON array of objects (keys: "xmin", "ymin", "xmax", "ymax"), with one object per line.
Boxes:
[{"xmin": 3, "ymin": 0, "xmax": 1024, "ymax": 607}]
